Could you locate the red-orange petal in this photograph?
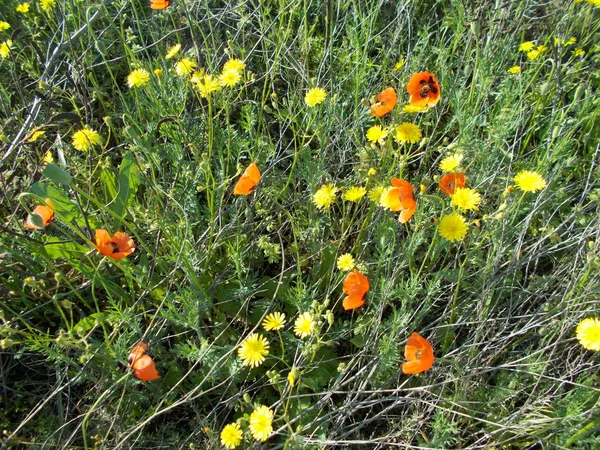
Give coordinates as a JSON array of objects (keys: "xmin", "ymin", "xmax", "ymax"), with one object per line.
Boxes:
[
  {"xmin": 407, "ymin": 72, "xmax": 441, "ymax": 107},
  {"xmin": 402, "ymin": 332, "xmax": 434, "ymax": 374},
  {"xmin": 132, "ymin": 355, "xmax": 160, "ymax": 381},
  {"xmin": 370, "ymin": 87, "xmax": 397, "ymax": 117},
  {"xmin": 233, "ymin": 162, "xmax": 261, "ymax": 195},
  {"xmin": 95, "ymin": 229, "xmax": 135, "ymax": 259},
  {"xmin": 343, "ymin": 295, "xmax": 365, "ymax": 310},
  {"xmin": 439, "ymin": 172, "xmax": 465, "ymax": 195},
  {"xmin": 150, "ymin": 0, "xmax": 169, "ymax": 9},
  {"xmin": 24, "ymin": 204, "xmax": 55, "ymax": 229},
  {"xmin": 343, "ymin": 269, "xmax": 370, "ymax": 297}
]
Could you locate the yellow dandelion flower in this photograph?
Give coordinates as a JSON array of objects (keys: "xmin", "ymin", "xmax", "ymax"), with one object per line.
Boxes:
[
  {"xmin": 439, "ymin": 153, "xmax": 464, "ymax": 172},
  {"xmin": 127, "ymin": 68, "xmax": 150, "ymax": 88},
  {"xmin": 366, "ymin": 125, "xmax": 388, "ymax": 145},
  {"xmin": 0, "ymin": 22, "xmax": 10, "ymax": 32},
  {"xmin": 249, "ymin": 405, "xmax": 273, "ymax": 442},
  {"xmin": 438, "ymin": 214, "xmax": 469, "ymax": 242},
  {"xmin": 262, "ymin": 312, "xmax": 286, "ymax": 331},
  {"xmin": 165, "ymin": 43, "xmax": 181, "ymax": 59},
  {"xmin": 586, "ymin": 0, "xmax": 600, "ymax": 4},
  {"xmin": 565, "ymin": 37, "xmax": 577, "ymax": 45},
  {"xmin": 312, "ymin": 184, "xmax": 337, "ymax": 210},
  {"xmin": 368, "ymin": 185, "xmax": 385, "ymax": 203},
  {"xmin": 527, "ymin": 44, "xmax": 547, "ymax": 61},
  {"xmin": 513, "ymin": 170, "xmax": 546, "ymax": 193},
  {"xmin": 451, "ymin": 187, "xmax": 481, "ymax": 211},
  {"xmin": 153, "ymin": 68, "xmax": 163, "ymax": 77},
  {"xmin": 27, "ymin": 130, "xmax": 45, "ymax": 142},
  {"xmin": 304, "ymin": 87, "xmax": 327, "ymax": 107},
  {"xmin": 378, "ymin": 186, "xmax": 394, "ymax": 210},
  {"xmin": 367, "ymin": 167, "xmax": 377, "ymax": 176},
  {"xmin": 237, "ymin": 333, "xmax": 269, "ymax": 368},
  {"xmin": 194, "ymin": 74, "xmax": 222, "ymax": 97},
  {"xmin": 223, "ymin": 58, "xmax": 246, "ymax": 73},
  {"xmin": 219, "ymin": 68, "xmax": 242, "ymax": 87},
  {"xmin": 175, "ymin": 58, "xmax": 197, "ymax": 77},
  {"xmin": 573, "ymin": 48, "xmax": 586, "ymax": 57},
  {"xmin": 576, "ymin": 318, "xmax": 600, "ymax": 351},
  {"xmin": 508, "ymin": 66, "xmax": 521, "ymax": 74},
  {"xmin": 71, "ymin": 127, "xmax": 101, "ymax": 151},
  {"xmin": 0, "ymin": 40, "xmax": 13, "ymax": 59},
  {"xmin": 43, "ymin": 151, "xmax": 53, "ymax": 163},
  {"xmin": 40, "ymin": 0, "xmax": 55, "ymax": 12},
  {"xmin": 343, "ymin": 186, "xmax": 367, "ymax": 202},
  {"xmin": 16, "ymin": 3, "xmax": 30, "ymax": 13},
  {"xmin": 337, "ymin": 253, "xmax": 355, "ymax": 271},
  {"xmin": 287, "ymin": 367, "xmax": 298, "ymax": 387},
  {"xmin": 402, "ymin": 104, "xmax": 428, "ymax": 113},
  {"xmin": 220, "ymin": 423, "xmax": 243, "ymax": 449},
  {"xmin": 518, "ymin": 41, "xmax": 535, "ymax": 52},
  {"xmin": 294, "ymin": 312, "xmax": 314, "ymax": 338},
  {"xmin": 392, "ymin": 58, "xmax": 405, "ymax": 71},
  {"xmin": 394, "ymin": 122, "xmax": 421, "ymax": 144}
]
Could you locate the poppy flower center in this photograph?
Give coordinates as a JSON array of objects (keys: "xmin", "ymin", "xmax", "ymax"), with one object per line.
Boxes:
[
  {"xmin": 415, "ymin": 349, "xmax": 422, "ymax": 359},
  {"xmin": 109, "ymin": 242, "xmax": 121, "ymax": 254},
  {"xmin": 419, "ymin": 77, "xmax": 438, "ymax": 98}
]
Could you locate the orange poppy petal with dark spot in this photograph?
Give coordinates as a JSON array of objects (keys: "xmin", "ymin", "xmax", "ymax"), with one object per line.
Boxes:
[
  {"xmin": 234, "ymin": 162, "xmax": 261, "ymax": 195},
  {"xmin": 402, "ymin": 332, "xmax": 434, "ymax": 374},
  {"xmin": 128, "ymin": 341, "xmax": 160, "ymax": 382},
  {"xmin": 407, "ymin": 72, "xmax": 441, "ymax": 107},
  {"xmin": 95, "ymin": 229, "xmax": 135, "ymax": 259},
  {"xmin": 370, "ymin": 87, "xmax": 397, "ymax": 117},
  {"xmin": 439, "ymin": 173, "xmax": 465, "ymax": 195}
]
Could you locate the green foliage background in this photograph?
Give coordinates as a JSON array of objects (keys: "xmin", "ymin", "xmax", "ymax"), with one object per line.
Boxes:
[{"xmin": 1, "ymin": 0, "xmax": 599, "ymax": 448}]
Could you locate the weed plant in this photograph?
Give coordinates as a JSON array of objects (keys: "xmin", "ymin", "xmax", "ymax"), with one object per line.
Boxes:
[{"xmin": 1, "ymin": 0, "xmax": 600, "ymax": 448}]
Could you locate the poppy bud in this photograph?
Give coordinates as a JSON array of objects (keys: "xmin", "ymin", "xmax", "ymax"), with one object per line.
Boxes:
[
  {"xmin": 539, "ymin": 82, "xmax": 551, "ymax": 96},
  {"xmin": 574, "ymin": 84, "xmax": 585, "ymax": 102}
]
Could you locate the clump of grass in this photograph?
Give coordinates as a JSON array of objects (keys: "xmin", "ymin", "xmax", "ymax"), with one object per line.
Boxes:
[{"xmin": 1, "ymin": 0, "xmax": 599, "ymax": 448}]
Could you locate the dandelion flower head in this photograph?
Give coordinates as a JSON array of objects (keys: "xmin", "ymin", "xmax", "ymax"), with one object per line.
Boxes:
[
  {"xmin": 175, "ymin": 58, "xmax": 197, "ymax": 77},
  {"xmin": 312, "ymin": 184, "xmax": 337, "ymax": 210},
  {"xmin": 508, "ymin": 66, "xmax": 521, "ymax": 74},
  {"xmin": 451, "ymin": 187, "xmax": 481, "ymax": 211},
  {"xmin": 513, "ymin": 170, "xmax": 547, "ymax": 193},
  {"xmin": 249, "ymin": 405, "xmax": 274, "ymax": 442},
  {"xmin": 262, "ymin": 312, "xmax": 286, "ymax": 331},
  {"xmin": 343, "ymin": 186, "xmax": 367, "ymax": 202},
  {"xmin": 0, "ymin": 22, "xmax": 10, "ymax": 32},
  {"xmin": 305, "ymin": 87, "xmax": 327, "ymax": 107},
  {"xmin": 438, "ymin": 214, "xmax": 469, "ymax": 242},
  {"xmin": 165, "ymin": 43, "xmax": 181, "ymax": 59},
  {"xmin": 439, "ymin": 153, "xmax": 464, "ymax": 172},
  {"xmin": 237, "ymin": 333, "xmax": 269, "ymax": 367},
  {"xmin": 223, "ymin": 58, "xmax": 246, "ymax": 73},
  {"xmin": 194, "ymin": 74, "xmax": 222, "ymax": 97},
  {"xmin": 40, "ymin": 0, "xmax": 55, "ymax": 12},
  {"xmin": 72, "ymin": 127, "xmax": 101, "ymax": 151},
  {"xmin": 127, "ymin": 68, "xmax": 150, "ymax": 88},
  {"xmin": 573, "ymin": 48, "xmax": 586, "ymax": 57},
  {"xmin": 576, "ymin": 318, "xmax": 600, "ymax": 351},
  {"xmin": 367, "ymin": 167, "xmax": 377, "ymax": 176},
  {"xmin": 220, "ymin": 68, "xmax": 242, "ymax": 87},
  {"xmin": 366, "ymin": 125, "xmax": 388, "ymax": 145},
  {"xmin": 16, "ymin": 3, "xmax": 30, "ymax": 13},
  {"xmin": 394, "ymin": 122, "xmax": 422, "ymax": 144},
  {"xmin": 220, "ymin": 423, "xmax": 243, "ymax": 449},
  {"xmin": 402, "ymin": 104, "xmax": 428, "ymax": 113},
  {"xmin": 368, "ymin": 185, "xmax": 385, "ymax": 203},
  {"xmin": 337, "ymin": 253, "xmax": 355, "ymax": 271},
  {"xmin": 0, "ymin": 40, "xmax": 13, "ymax": 59},
  {"xmin": 294, "ymin": 312, "xmax": 315, "ymax": 338},
  {"xmin": 518, "ymin": 41, "xmax": 535, "ymax": 52}
]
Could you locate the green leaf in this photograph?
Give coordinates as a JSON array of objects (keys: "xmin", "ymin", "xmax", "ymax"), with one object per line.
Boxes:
[
  {"xmin": 43, "ymin": 163, "xmax": 72, "ymax": 185},
  {"xmin": 73, "ymin": 313, "xmax": 105, "ymax": 337},
  {"xmin": 38, "ymin": 236, "xmax": 88, "ymax": 260},
  {"xmin": 30, "ymin": 182, "xmax": 79, "ymax": 223},
  {"xmin": 109, "ymin": 152, "xmax": 140, "ymax": 229}
]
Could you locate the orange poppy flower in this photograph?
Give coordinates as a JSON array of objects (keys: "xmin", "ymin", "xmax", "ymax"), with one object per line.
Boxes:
[
  {"xmin": 342, "ymin": 269, "xmax": 370, "ymax": 310},
  {"xmin": 233, "ymin": 162, "xmax": 261, "ymax": 195},
  {"xmin": 370, "ymin": 87, "xmax": 397, "ymax": 117},
  {"xmin": 150, "ymin": 0, "xmax": 169, "ymax": 9},
  {"xmin": 385, "ymin": 178, "xmax": 417, "ymax": 223},
  {"xmin": 406, "ymin": 72, "xmax": 441, "ymax": 107},
  {"xmin": 439, "ymin": 172, "xmax": 465, "ymax": 195},
  {"xmin": 128, "ymin": 341, "xmax": 160, "ymax": 382},
  {"xmin": 95, "ymin": 229, "xmax": 135, "ymax": 260},
  {"xmin": 24, "ymin": 199, "xmax": 55, "ymax": 229},
  {"xmin": 402, "ymin": 332, "xmax": 434, "ymax": 375}
]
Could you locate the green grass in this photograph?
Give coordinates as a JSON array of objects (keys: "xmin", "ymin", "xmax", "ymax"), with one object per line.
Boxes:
[{"xmin": 1, "ymin": 0, "xmax": 600, "ymax": 448}]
